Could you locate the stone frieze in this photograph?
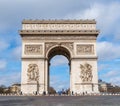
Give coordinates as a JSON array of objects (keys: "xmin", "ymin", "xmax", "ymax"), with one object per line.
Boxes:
[
  {"xmin": 77, "ymin": 44, "xmax": 94, "ymax": 55},
  {"xmin": 45, "ymin": 42, "xmax": 73, "ymax": 54},
  {"xmin": 24, "ymin": 45, "xmax": 43, "ymax": 55}
]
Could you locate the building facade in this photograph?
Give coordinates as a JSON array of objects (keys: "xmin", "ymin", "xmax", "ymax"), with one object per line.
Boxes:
[
  {"xmin": 19, "ymin": 19, "xmax": 99, "ymax": 94},
  {"xmin": 10, "ymin": 84, "xmax": 21, "ymax": 93}
]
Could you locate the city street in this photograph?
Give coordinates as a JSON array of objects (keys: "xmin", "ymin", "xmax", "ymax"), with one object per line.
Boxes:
[{"xmin": 0, "ymin": 95, "xmax": 120, "ymax": 106}]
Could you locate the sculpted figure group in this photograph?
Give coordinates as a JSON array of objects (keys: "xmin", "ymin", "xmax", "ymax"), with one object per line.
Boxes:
[
  {"xmin": 27, "ymin": 64, "xmax": 39, "ymax": 82},
  {"xmin": 80, "ymin": 63, "xmax": 93, "ymax": 82}
]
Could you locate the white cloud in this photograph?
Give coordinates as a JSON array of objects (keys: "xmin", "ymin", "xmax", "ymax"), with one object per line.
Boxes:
[
  {"xmin": 0, "ymin": 60, "xmax": 7, "ymax": 70},
  {"xmin": 97, "ymin": 41, "xmax": 120, "ymax": 61},
  {"xmin": 0, "ymin": 72, "xmax": 21, "ymax": 86},
  {"xmin": 65, "ymin": 2, "xmax": 120, "ymax": 39},
  {"xmin": 12, "ymin": 46, "xmax": 22, "ymax": 60},
  {"xmin": 103, "ymin": 70, "xmax": 119, "ymax": 78},
  {"xmin": 50, "ymin": 56, "xmax": 70, "ymax": 91},
  {"xmin": 50, "ymin": 75, "xmax": 69, "ymax": 91},
  {"xmin": 110, "ymin": 77, "xmax": 120, "ymax": 86},
  {"xmin": 50, "ymin": 55, "xmax": 69, "ymax": 66},
  {"xmin": 100, "ymin": 70, "xmax": 120, "ymax": 86},
  {"xmin": 0, "ymin": 40, "xmax": 9, "ymax": 51},
  {"xmin": 114, "ymin": 30, "xmax": 120, "ymax": 41},
  {"xmin": 0, "ymin": 0, "xmax": 92, "ymax": 33},
  {"xmin": 98, "ymin": 64, "xmax": 110, "ymax": 72}
]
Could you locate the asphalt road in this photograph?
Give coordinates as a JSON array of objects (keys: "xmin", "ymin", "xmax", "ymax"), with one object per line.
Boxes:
[{"xmin": 0, "ymin": 95, "xmax": 120, "ymax": 106}]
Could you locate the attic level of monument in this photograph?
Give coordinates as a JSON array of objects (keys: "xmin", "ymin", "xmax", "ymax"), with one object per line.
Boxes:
[{"xmin": 20, "ymin": 19, "xmax": 99, "ymax": 35}]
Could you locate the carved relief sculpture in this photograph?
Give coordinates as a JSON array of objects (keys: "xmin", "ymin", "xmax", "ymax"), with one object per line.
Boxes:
[
  {"xmin": 77, "ymin": 45, "xmax": 94, "ymax": 55},
  {"xmin": 45, "ymin": 42, "xmax": 73, "ymax": 54},
  {"xmin": 80, "ymin": 63, "xmax": 93, "ymax": 82},
  {"xmin": 24, "ymin": 45, "xmax": 43, "ymax": 55},
  {"xmin": 27, "ymin": 64, "xmax": 39, "ymax": 82},
  {"xmin": 22, "ymin": 23, "xmax": 96, "ymax": 30}
]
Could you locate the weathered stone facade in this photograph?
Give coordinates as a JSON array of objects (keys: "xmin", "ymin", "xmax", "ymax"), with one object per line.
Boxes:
[{"xmin": 20, "ymin": 19, "xmax": 99, "ymax": 94}]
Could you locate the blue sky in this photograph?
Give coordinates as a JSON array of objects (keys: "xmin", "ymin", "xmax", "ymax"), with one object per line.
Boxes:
[
  {"xmin": 0, "ymin": 0, "xmax": 120, "ymax": 90},
  {"xmin": 50, "ymin": 55, "xmax": 70, "ymax": 91}
]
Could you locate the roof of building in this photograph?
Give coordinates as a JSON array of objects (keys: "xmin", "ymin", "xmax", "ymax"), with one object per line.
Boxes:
[
  {"xmin": 11, "ymin": 84, "xmax": 21, "ymax": 86},
  {"xmin": 22, "ymin": 19, "xmax": 96, "ymax": 24}
]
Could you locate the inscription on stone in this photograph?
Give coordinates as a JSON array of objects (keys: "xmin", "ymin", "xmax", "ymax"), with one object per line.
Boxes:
[
  {"xmin": 77, "ymin": 44, "xmax": 94, "ymax": 55},
  {"xmin": 24, "ymin": 45, "xmax": 43, "ymax": 55}
]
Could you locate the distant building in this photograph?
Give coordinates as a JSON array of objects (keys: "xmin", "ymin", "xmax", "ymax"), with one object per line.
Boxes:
[
  {"xmin": 10, "ymin": 84, "xmax": 21, "ymax": 93},
  {"xmin": 99, "ymin": 81, "xmax": 107, "ymax": 92},
  {"xmin": 98, "ymin": 80, "xmax": 117, "ymax": 93}
]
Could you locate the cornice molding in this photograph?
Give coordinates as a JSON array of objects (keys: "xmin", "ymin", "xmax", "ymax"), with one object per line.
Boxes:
[
  {"xmin": 22, "ymin": 19, "xmax": 96, "ymax": 24},
  {"xmin": 19, "ymin": 30, "xmax": 99, "ymax": 35},
  {"xmin": 71, "ymin": 56, "xmax": 98, "ymax": 60},
  {"xmin": 21, "ymin": 57, "xmax": 45, "ymax": 60}
]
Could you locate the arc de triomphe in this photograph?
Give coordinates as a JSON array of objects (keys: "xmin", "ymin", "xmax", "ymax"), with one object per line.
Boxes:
[{"xmin": 19, "ymin": 19, "xmax": 99, "ymax": 94}]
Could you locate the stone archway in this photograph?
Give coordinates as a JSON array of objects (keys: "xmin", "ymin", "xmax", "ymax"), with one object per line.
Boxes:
[
  {"xmin": 20, "ymin": 19, "xmax": 99, "ymax": 94},
  {"xmin": 47, "ymin": 46, "xmax": 71, "ymax": 93}
]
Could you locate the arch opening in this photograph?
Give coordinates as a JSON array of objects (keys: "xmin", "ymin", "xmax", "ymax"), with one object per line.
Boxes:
[
  {"xmin": 47, "ymin": 46, "xmax": 71, "ymax": 94},
  {"xmin": 48, "ymin": 46, "xmax": 71, "ymax": 62}
]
